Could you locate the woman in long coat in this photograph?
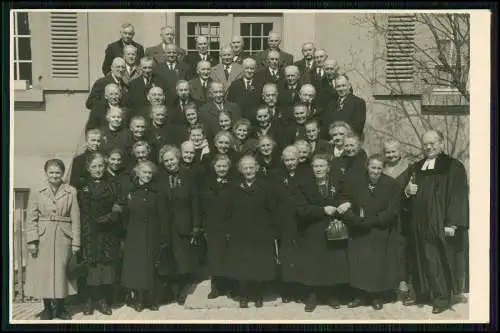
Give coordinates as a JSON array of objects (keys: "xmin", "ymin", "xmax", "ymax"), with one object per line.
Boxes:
[
  {"xmin": 268, "ymin": 146, "xmax": 304, "ymax": 303},
  {"xmin": 78, "ymin": 153, "xmax": 122, "ymax": 316},
  {"xmin": 232, "ymin": 118, "xmax": 258, "ymax": 157},
  {"xmin": 225, "ymin": 155, "xmax": 277, "ymax": 308},
  {"xmin": 295, "ymin": 153, "xmax": 349, "ymax": 312},
  {"xmin": 338, "ymin": 154, "xmax": 401, "ymax": 310},
  {"xmin": 157, "ymin": 145, "xmax": 201, "ymax": 306},
  {"xmin": 121, "ymin": 161, "xmax": 169, "ymax": 312},
  {"xmin": 25, "ymin": 159, "xmax": 81, "ymax": 320},
  {"xmin": 200, "ymin": 154, "xmax": 234, "ymax": 299}
]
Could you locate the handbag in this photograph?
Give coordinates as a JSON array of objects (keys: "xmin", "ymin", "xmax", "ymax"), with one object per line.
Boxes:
[{"xmin": 325, "ymin": 218, "xmax": 349, "ymax": 241}]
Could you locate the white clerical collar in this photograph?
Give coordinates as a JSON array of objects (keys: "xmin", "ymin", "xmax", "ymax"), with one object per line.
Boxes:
[{"xmin": 421, "ymin": 157, "xmax": 437, "ymax": 170}]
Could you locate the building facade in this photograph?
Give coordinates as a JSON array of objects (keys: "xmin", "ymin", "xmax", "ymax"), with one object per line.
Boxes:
[{"xmin": 12, "ymin": 10, "xmax": 470, "ymax": 207}]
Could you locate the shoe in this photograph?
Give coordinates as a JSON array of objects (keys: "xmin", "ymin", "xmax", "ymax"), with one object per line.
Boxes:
[
  {"xmin": 347, "ymin": 298, "xmax": 363, "ymax": 308},
  {"xmin": 39, "ymin": 307, "xmax": 54, "ymax": 320},
  {"xmin": 328, "ymin": 298, "xmax": 341, "ymax": 309},
  {"xmin": 83, "ymin": 298, "xmax": 94, "ymax": 315},
  {"xmin": 304, "ymin": 293, "xmax": 317, "ymax": 312},
  {"xmin": 432, "ymin": 305, "xmax": 448, "ymax": 314},
  {"xmin": 372, "ymin": 299, "xmax": 383, "ymax": 310},
  {"xmin": 177, "ymin": 295, "xmax": 187, "ymax": 306},
  {"xmin": 255, "ymin": 297, "xmax": 263, "ymax": 308},
  {"xmin": 207, "ymin": 289, "xmax": 221, "ymax": 299},
  {"xmin": 149, "ymin": 304, "xmax": 160, "ymax": 311},
  {"xmin": 57, "ymin": 308, "xmax": 72, "ymax": 320},
  {"xmin": 239, "ymin": 298, "xmax": 249, "ymax": 308},
  {"xmin": 282, "ymin": 296, "xmax": 291, "ymax": 303},
  {"xmin": 96, "ymin": 300, "xmax": 112, "ymax": 316},
  {"xmin": 134, "ymin": 302, "xmax": 144, "ymax": 312}
]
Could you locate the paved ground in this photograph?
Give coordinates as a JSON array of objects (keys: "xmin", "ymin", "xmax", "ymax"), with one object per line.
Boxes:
[{"xmin": 11, "ymin": 280, "xmax": 469, "ymax": 322}]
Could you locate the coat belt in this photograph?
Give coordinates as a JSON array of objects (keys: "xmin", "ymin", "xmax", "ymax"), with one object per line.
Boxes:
[{"xmin": 39, "ymin": 215, "xmax": 72, "ymax": 223}]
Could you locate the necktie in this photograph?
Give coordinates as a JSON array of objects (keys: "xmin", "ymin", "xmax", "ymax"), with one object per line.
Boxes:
[
  {"xmin": 224, "ymin": 66, "xmax": 230, "ymax": 80},
  {"xmin": 201, "ymin": 54, "xmax": 206, "ymax": 61},
  {"xmin": 169, "ymin": 174, "xmax": 177, "ymax": 189},
  {"xmin": 338, "ymin": 98, "xmax": 345, "ymax": 112}
]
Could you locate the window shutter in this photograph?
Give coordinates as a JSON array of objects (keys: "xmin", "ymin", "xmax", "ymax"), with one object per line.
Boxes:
[
  {"xmin": 386, "ymin": 14, "xmax": 416, "ymax": 83},
  {"xmin": 41, "ymin": 12, "xmax": 89, "ymax": 91}
]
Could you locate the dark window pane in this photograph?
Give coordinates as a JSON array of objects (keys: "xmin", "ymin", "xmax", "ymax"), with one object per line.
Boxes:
[
  {"xmin": 14, "ymin": 37, "xmax": 17, "ymax": 59},
  {"xmin": 241, "ymin": 23, "xmax": 250, "ymax": 36},
  {"xmin": 17, "ymin": 12, "xmax": 30, "ymax": 35},
  {"xmin": 251, "ymin": 38, "xmax": 262, "ymax": 52},
  {"xmin": 19, "ymin": 62, "xmax": 32, "ymax": 84},
  {"xmin": 18, "ymin": 37, "xmax": 31, "ymax": 61},
  {"xmin": 187, "ymin": 37, "xmax": 196, "ymax": 50},
  {"xmin": 252, "ymin": 23, "xmax": 262, "ymax": 36},
  {"xmin": 187, "ymin": 23, "xmax": 196, "ymax": 35},
  {"xmin": 243, "ymin": 37, "xmax": 251, "ymax": 51},
  {"xmin": 14, "ymin": 63, "xmax": 18, "ymax": 80},
  {"xmin": 212, "ymin": 52, "xmax": 220, "ymax": 61},
  {"xmin": 210, "ymin": 39, "xmax": 220, "ymax": 51},
  {"xmin": 263, "ymin": 23, "xmax": 273, "ymax": 36}
]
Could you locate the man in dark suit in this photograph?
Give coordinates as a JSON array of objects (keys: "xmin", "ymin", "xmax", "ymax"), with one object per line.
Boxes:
[
  {"xmin": 260, "ymin": 83, "xmax": 291, "ymax": 128},
  {"xmin": 315, "ymin": 59, "xmax": 341, "ymax": 108},
  {"xmin": 298, "ymin": 83, "xmax": 324, "ymax": 124},
  {"xmin": 185, "ymin": 36, "xmax": 219, "ymax": 73},
  {"xmin": 188, "ymin": 60, "xmax": 213, "ymax": 106},
  {"xmin": 253, "ymin": 31, "xmax": 293, "ymax": 71},
  {"xmin": 86, "ymin": 57, "xmax": 127, "ymax": 111},
  {"xmin": 168, "ymin": 80, "xmax": 201, "ymax": 125},
  {"xmin": 153, "ymin": 44, "xmax": 193, "ymax": 102},
  {"xmin": 122, "ymin": 44, "xmax": 142, "ymax": 85},
  {"xmin": 230, "ymin": 36, "xmax": 250, "ymax": 65},
  {"xmin": 199, "ymin": 82, "xmax": 242, "ymax": 140},
  {"xmin": 145, "ymin": 25, "xmax": 187, "ymax": 64},
  {"xmin": 323, "ymin": 75, "xmax": 366, "ymax": 139},
  {"xmin": 133, "ymin": 86, "xmax": 167, "ymax": 120},
  {"xmin": 254, "ymin": 50, "xmax": 285, "ymax": 87},
  {"xmin": 278, "ymin": 65, "xmax": 303, "ymax": 110},
  {"xmin": 303, "ymin": 49, "xmax": 329, "ymax": 93},
  {"xmin": 86, "ymin": 83, "xmax": 123, "ymax": 131},
  {"xmin": 294, "ymin": 42, "xmax": 316, "ymax": 78},
  {"xmin": 102, "ymin": 23, "xmax": 145, "ymax": 75},
  {"xmin": 226, "ymin": 58, "xmax": 262, "ymax": 121},
  {"xmin": 125, "ymin": 56, "xmax": 168, "ymax": 113}
]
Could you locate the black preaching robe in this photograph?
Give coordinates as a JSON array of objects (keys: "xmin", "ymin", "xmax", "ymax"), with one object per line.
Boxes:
[{"xmin": 404, "ymin": 153, "xmax": 469, "ymax": 299}]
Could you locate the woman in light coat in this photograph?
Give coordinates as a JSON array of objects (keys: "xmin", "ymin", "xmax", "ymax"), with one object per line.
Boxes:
[{"xmin": 24, "ymin": 159, "xmax": 81, "ymax": 320}]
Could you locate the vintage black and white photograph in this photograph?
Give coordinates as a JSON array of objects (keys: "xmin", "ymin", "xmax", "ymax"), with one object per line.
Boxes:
[{"xmin": 9, "ymin": 8, "xmax": 490, "ymax": 323}]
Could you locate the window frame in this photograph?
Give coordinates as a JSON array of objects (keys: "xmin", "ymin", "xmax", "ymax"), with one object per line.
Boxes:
[
  {"xmin": 12, "ymin": 11, "xmax": 33, "ymax": 92},
  {"xmin": 432, "ymin": 38, "xmax": 461, "ymax": 94},
  {"xmin": 232, "ymin": 15, "xmax": 283, "ymax": 56}
]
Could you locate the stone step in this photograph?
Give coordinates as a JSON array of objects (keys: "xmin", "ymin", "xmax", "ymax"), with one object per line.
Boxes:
[{"xmin": 183, "ymin": 280, "xmax": 283, "ymax": 310}]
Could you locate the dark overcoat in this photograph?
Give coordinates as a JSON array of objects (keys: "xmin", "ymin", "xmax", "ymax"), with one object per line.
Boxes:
[
  {"xmin": 295, "ymin": 175, "xmax": 349, "ymax": 286},
  {"xmin": 158, "ymin": 166, "xmax": 201, "ymax": 275},
  {"xmin": 268, "ymin": 167, "xmax": 302, "ymax": 283},
  {"xmin": 225, "ymin": 178, "xmax": 277, "ymax": 282},
  {"xmin": 200, "ymin": 175, "xmax": 233, "ymax": 277},
  {"xmin": 121, "ymin": 180, "xmax": 169, "ymax": 291},
  {"xmin": 339, "ymin": 172, "xmax": 401, "ymax": 293},
  {"xmin": 77, "ymin": 177, "xmax": 122, "ymax": 266}
]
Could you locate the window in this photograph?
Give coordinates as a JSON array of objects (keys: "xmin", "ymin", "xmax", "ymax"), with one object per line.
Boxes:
[
  {"xmin": 240, "ymin": 23, "xmax": 274, "ymax": 56},
  {"xmin": 233, "ymin": 16, "xmax": 283, "ymax": 56},
  {"xmin": 186, "ymin": 22, "xmax": 221, "ymax": 59},
  {"xmin": 433, "ymin": 39, "xmax": 461, "ymax": 92},
  {"xmin": 385, "ymin": 14, "xmax": 416, "ymax": 83},
  {"xmin": 13, "ymin": 11, "xmax": 33, "ymax": 90}
]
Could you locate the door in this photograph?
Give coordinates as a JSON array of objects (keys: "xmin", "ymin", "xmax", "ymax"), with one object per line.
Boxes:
[{"xmin": 178, "ymin": 14, "xmax": 283, "ymax": 59}]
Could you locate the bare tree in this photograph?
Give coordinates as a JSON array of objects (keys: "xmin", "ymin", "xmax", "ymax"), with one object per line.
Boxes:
[{"xmin": 349, "ymin": 14, "xmax": 470, "ymax": 166}]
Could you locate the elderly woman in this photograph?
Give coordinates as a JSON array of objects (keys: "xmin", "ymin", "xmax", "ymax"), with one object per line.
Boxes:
[
  {"xmin": 205, "ymin": 131, "xmax": 238, "ymax": 178},
  {"xmin": 225, "ymin": 155, "xmax": 277, "ymax": 308},
  {"xmin": 25, "ymin": 159, "xmax": 80, "ymax": 320},
  {"xmin": 283, "ymin": 104, "xmax": 309, "ymax": 146},
  {"xmin": 255, "ymin": 135, "xmax": 281, "ymax": 178},
  {"xmin": 218, "ymin": 111, "xmax": 233, "ymax": 132},
  {"xmin": 179, "ymin": 103, "xmax": 203, "ymax": 142},
  {"xmin": 293, "ymin": 140, "xmax": 314, "ymax": 182},
  {"xmin": 337, "ymin": 154, "xmax": 401, "ymax": 310},
  {"xmin": 295, "ymin": 154, "xmax": 349, "ymax": 312},
  {"xmin": 268, "ymin": 146, "xmax": 304, "ymax": 303},
  {"xmin": 77, "ymin": 153, "xmax": 122, "ymax": 316},
  {"xmin": 337, "ymin": 133, "xmax": 367, "ymax": 182},
  {"xmin": 200, "ymin": 154, "xmax": 234, "ymax": 299},
  {"xmin": 158, "ymin": 145, "xmax": 202, "ymax": 306},
  {"xmin": 121, "ymin": 161, "xmax": 169, "ymax": 312},
  {"xmin": 232, "ymin": 118, "xmax": 258, "ymax": 156}
]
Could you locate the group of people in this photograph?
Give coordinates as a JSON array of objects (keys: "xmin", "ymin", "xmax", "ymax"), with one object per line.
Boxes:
[{"xmin": 23, "ymin": 22, "xmax": 469, "ymax": 321}]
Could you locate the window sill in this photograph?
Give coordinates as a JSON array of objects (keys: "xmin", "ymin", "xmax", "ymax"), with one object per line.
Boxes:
[
  {"xmin": 14, "ymin": 88, "xmax": 44, "ymax": 103},
  {"xmin": 372, "ymin": 81, "xmax": 422, "ymax": 100}
]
